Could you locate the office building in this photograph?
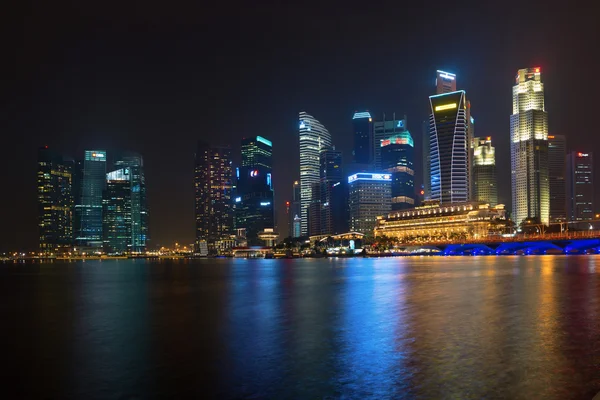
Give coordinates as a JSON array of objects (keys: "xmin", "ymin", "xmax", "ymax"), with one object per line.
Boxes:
[
  {"xmin": 352, "ymin": 111, "xmax": 373, "ymax": 167},
  {"xmin": 381, "ymin": 130, "xmax": 415, "ymax": 210},
  {"xmin": 548, "ymin": 135, "xmax": 567, "ymax": 222},
  {"xmin": 436, "ymin": 70, "xmax": 456, "ymax": 94},
  {"xmin": 348, "ymin": 173, "xmax": 392, "ymax": 235},
  {"xmin": 373, "ymin": 115, "xmax": 407, "ymax": 171},
  {"xmin": 114, "ymin": 152, "xmax": 148, "ymax": 252},
  {"xmin": 37, "ymin": 147, "xmax": 74, "ymax": 254},
  {"xmin": 472, "ymin": 137, "xmax": 497, "ymax": 206},
  {"xmin": 320, "ymin": 146, "xmax": 346, "ymax": 235},
  {"xmin": 103, "ymin": 168, "xmax": 132, "ymax": 254},
  {"xmin": 299, "ymin": 111, "xmax": 332, "ymax": 235},
  {"xmin": 235, "ymin": 136, "xmax": 274, "ymax": 245},
  {"xmin": 75, "ymin": 150, "xmax": 107, "ymax": 249},
  {"xmin": 429, "ymin": 91, "xmax": 471, "ymax": 204},
  {"xmin": 510, "ymin": 67, "xmax": 549, "ymax": 225},
  {"xmin": 289, "ymin": 180, "xmax": 301, "ymax": 237},
  {"xmin": 567, "ymin": 151, "xmax": 594, "ymax": 221},
  {"xmin": 195, "ymin": 142, "xmax": 234, "ymax": 253}
]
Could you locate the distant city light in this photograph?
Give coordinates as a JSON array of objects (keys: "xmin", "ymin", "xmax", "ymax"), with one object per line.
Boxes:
[
  {"xmin": 260, "ymin": 202, "xmax": 271, "ymax": 206},
  {"xmin": 235, "ymin": 197, "xmax": 241, "ymax": 202}
]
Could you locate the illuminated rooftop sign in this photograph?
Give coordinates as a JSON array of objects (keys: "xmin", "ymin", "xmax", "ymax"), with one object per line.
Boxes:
[
  {"xmin": 260, "ymin": 201, "xmax": 271, "ymax": 206},
  {"xmin": 578, "ymin": 153, "xmax": 589, "ymax": 157},
  {"xmin": 256, "ymin": 136, "xmax": 272, "ymax": 147},
  {"xmin": 437, "ymin": 70, "xmax": 456, "ymax": 80},
  {"xmin": 397, "ymin": 120, "xmax": 404, "ymax": 128},
  {"xmin": 435, "ymin": 103, "xmax": 457, "ymax": 112},
  {"xmin": 235, "ymin": 197, "xmax": 241, "ymax": 202},
  {"xmin": 352, "ymin": 111, "xmax": 372, "ymax": 120},
  {"xmin": 348, "ymin": 173, "xmax": 391, "ymax": 183}
]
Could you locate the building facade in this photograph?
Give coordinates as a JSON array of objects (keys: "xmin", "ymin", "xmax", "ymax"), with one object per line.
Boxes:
[
  {"xmin": 381, "ymin": 131, "xmax": 415, "ymax": 210},
  {"xmin": 102, "ymin": 168, "xmax": 132, "ymax": 254},
  {"xmin": 429, "ymin": 91, "xmax": 471, "ymax": 204},
  {"xmin": 548, "ymin": 135, "xmax": 567, "ymax": 222},
  {"xmin": 235, "ymin": 136, "xmax": 274, "ymax": 245},
  {"xmin": 299, "ymin": 112, "xmax": 332, "ymax": 235},
  {"xmin": 352, "ymin": 111, "xmax": 373, "ymax": 167},
  {"xmin": 373, "ymin": 115, "xmax": 407, "ymax": 171},
  {"xmin": 194, "ymin": 142, "xmax": 234, "ymax": 253},
  {"xmin": 567, "ymin": 151, "xmax": 594, "ymax": 221},
  {"xmin": 348, "ymin": 173, "xmax": 392, "ymax": 235},
  {"xmin": 473, "ymin": 137, "xmax": 497, "ymax": 206},
  {"xmin": 510, "ymin": 67, "xmax": 549, "ymax": 225},
  {"xmin": 75, "ymin": 150, "xmax": 107, "ymax": 249},
  {"xmin": 37, "ymin": 147, "xmax": 74, "ymax": 254},
  {"xmin": 319, "ymin": 146, "xmax": 346, "ymax": 235}
]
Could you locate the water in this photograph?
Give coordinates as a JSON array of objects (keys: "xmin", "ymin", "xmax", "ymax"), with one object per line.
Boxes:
[{"xmin": 1, "ymin": 256, "xmax": 600, "ymax": 399}]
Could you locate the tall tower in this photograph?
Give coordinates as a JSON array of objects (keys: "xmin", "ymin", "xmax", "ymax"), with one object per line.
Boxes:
[
  {"xmin": 102, "ymin": 168, "xmax": 132, "ymax": 254},
  {"xmin": 320, "ymin": 146, "xmax": 345, "ymax": 235},
  {"xmin": 373, "ymin": 115, "xmax": 407, "ymax": 171},
  {"xmin": 236, "ymin": 136, "xmax": 274, "ymax": 245},
  {"xmin": 473, "ymin": 137, "xmax": 497, "ymax": 206},
  {"xmin": 429, "ymin": 90, "xmax": 470, "ymax": 204},
  {"xmin": 194, "ymin": 142, "xmax": 234, "ymax": 254},
  {"xmin": 75, "ymin": 150, "xmax": 107, "ymax": 249},
  {"xmin": 510, "ymin": 67, "xmax": 549, "ymax": 225},
  {"xmin": 381, "ymin": 130, "xmax": 415, "ymax": 210},
  {"xmin": 567, "ymin": 151, "xmax": 594, "ymax": 221},
  {"xmin": 37, "ymin": 147, "xmax": 74, "ymax": 255},
  {"xmin": 299, "ymin": 112, "xmax": 332, "ymax": 236},
  {"xmin": 548, "ymin": 135, "xmax": 567, "ymax": 222},
  {"xmin": 352, "ymin": 111, "xmax": 373, "ymax": 167}
]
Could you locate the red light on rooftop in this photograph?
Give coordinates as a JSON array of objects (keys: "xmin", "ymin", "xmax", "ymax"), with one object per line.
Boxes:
[
  {"xmin": 578, "ymin": 152, "xmax": 583, "ymax": 157},
  {"xmin": 535, "ymin": 67, "xmax": 540, "ymax": 73}
]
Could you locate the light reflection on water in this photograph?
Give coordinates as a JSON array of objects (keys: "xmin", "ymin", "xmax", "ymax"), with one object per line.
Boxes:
[{"xmin": 1, "ymin": 256, "xmax": 600, "ymax": 399}]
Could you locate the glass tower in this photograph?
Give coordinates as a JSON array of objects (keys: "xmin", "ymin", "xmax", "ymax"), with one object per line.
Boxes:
[
  {"xmin": 103, "ymin": 168, "xmax": 132, "ymax": 254},
  {"xmin": 548, "ymin": 135, "xmax": 567, "ymax": 222},
  {"xmin": 473, "ymin": 137, "xmax": 497, "ymax": 206},
  {"xmin": 352, "ymin": 111, "xmax": 373, "ymax": 166},
  {"xmin": 567, "ymin": 151, "xmax": 594, "ymax": 221},
  {"xmin": 373, "ymin": 115, "xmax": 407, "ymax": 171},
  {"xmin": 37, "ymin": 147, "xmax": 74, "ymax": 255},
  {"xmin": 510, "ymin": 67, "xmax": 549, "ymax": 225},
  {"xmin": 75, "ymin": 150, "xmax": 106, "ymax": 249},
  {"xmin": 319, "ymin": 146, "xmax": 345, "ymax": 235},
  {"xmin": 381, "ymin": 130, "xmax": 415, "ymax": 210},
  {"xmin": 299, "ymin": 112, "xmax": 332, "ymax": 236}
]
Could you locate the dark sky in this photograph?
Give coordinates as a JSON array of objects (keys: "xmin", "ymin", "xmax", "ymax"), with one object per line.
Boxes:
[{"xmin": 1, "ymin": 1, "xmax": 598, "ymax": 251}]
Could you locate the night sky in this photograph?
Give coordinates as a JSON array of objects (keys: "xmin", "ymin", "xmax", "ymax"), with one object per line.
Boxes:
[{"xmin": 2, "ymin": 1, "xmax": 598, "ymax": 251}]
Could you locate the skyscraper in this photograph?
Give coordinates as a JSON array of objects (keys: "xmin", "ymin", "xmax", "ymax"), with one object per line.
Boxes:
[
  {"xmin": 473, "ymin": 137, "xmax": 497, "ymax": 206},
  {"xmin": 352, "ymin": 111, "xmax": 373, "ymax": 166},
  {"xmin": 37, "ymin": 147, "xmax": 73, "ymax": 255},
  {"xmin": 319, "ymin": 146, "xmax": 345, "ymax": 235},
  {"xmin": 567, "ymin": 151, "xmax": 594, "ymax": 221},
  {"xmin": 75, "ymin": 150, "xmax": 107, "ymax": 249},
  {"xmin": 381, "ymin": 130, "xmax": 415, "ymax": 210},
  {"xmin": 235, "ymin": 136, "xmax": 274, "ymax": 245},
  {"xmin": 103, "ymin": 168, "xmax": 132, "ymax": 254},
  {"xmin": 114, "ymin": 152, "xmax": 148, "ymax": 252},
  {"xmin": 299, "ymin": 112, "xmax": 332, "ymax": 235},
  {"xmin": 436, "ymin": 70, "xmax": 456, "ymax": 94},
  {"xmin": 195, "ymin": 142, "xmax": 234, "ymax": 253},
  {"xmin": 510, "ymin": 67, "xmax": 549, "ymax": 225},
  {"xmin": 289, "ymin": 180, "xmax": 301, "ymax": 237},
  {"xmin": 548, "ymin": 135, "xmax": 567, "ymax": 222},
  {"xmin": 348, "ymin": 173, "xmax": 392, "ymax": 235},
  {"xmin": 373, "ymin": 115, "xmax": 407, "ymax": 171},
  {"xmin": 429, "ymin": 91, "xmax": 470, "ymax": 204}
]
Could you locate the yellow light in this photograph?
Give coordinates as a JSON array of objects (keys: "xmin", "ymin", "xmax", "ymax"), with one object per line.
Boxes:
[
  {"xmin": 368, "ymin": 118, "xmax": 372, "ymax": 122},
  {"xmin": 435, "ymin": 103, "xmax": 457, "ymax": 112}
]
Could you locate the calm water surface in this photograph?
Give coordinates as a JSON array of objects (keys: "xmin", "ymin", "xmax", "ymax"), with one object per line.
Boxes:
[{"xmin": 1, "ymin": 256, "xmax": 600, "ymax": 399}]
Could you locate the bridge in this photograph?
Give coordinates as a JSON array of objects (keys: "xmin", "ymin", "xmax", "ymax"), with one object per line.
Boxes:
[{"xmin": 390, "ymin": 231, "xmax": 600, "ymax": 256}]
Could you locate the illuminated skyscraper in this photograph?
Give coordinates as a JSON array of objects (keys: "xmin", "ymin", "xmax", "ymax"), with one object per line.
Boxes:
[
  {"xmin": 37, "ymin": 147, "xmax": 74, "ymax": 255},
  {"xmin": 75, "ymin": 150, "xmax": 107, "ymax": 249},
  {"xmin": 510, "ymin": 67, "xmax": 549, "ymax": 225},
  {"xmin": 548, "ymin": 135, "xmax": 567, "ymax": 222},
  {"xmin": 102, "ymin": 168, "xmax": 132, "ymax": 254},
  {"xmin": 567, "ymin": 151, "xmax": 594, "ymax": 221},
  {"xmin": 319, "ymin": 146, "xmax": 346, "ymax": 235},
  {"xmin": 114, "ymin": 152, "xmax": 148, "ymax": 252},
  {"xmin": 352, "ymin": 111, "xmax": 373, "ymax": 166},
  {"xmin": 348, "ymin": 173, "xmax": 392, "ymax": 235},
  {"xmin": 381, "ymin": 130, "xmax": 415, "ymax": 210},
  {"xmin": 235, "ymin": 136, "xmax": 274, "ymax": 245},
  {"xmin": 373, "ymin": 114, "xmax": 407, "ymax": 171},
  {"xmin": 473, "ymin": 137, "xmax": 497, "ymax": 206},
  {"xmin": 194, "ymin": 142, "xmax": 234, "ymax": 253},
  {"xmin": 429, "ymin": 91, "xmax": 471, "ymax": 204},
  {"xmin": 299, "ymin": 112, "xmax": 332, "ymax": 235}
]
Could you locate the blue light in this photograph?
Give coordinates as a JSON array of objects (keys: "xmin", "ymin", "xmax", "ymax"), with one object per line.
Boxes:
[
  {"xmin": 470, "ymin": 116, "xmax": 475, "ymax": 124},
  {"xmin": 429, "ymin": 90, "xmax": 466, "ymax": 99},
  {"xmin": 236, "ymin": 167, "xmax": 239, "ymax": 179},
  {"xmin": 235, "ymin": 197, "xmax": 241, "ymax": 203},
  {"xmin": 352, "ymin": 111, "xmax": 372, "ymax": 120},
  {"xmin": 397, "ymin": 120, "xmax": 404, "ymax": 128},
  {"xmin": 299, "ymin": 121, "xmax": 306, "ymax": 129},
  {"xmin": 267, "ymin": 173, "xmax": 272, "ymax": 188},
  {"xmin": 260, "ymin": 201, "xmax": 271, "ymax": 206},
  {"xmin": 256, "ymin": 136, "xmax": 272, "ymax": 147}
]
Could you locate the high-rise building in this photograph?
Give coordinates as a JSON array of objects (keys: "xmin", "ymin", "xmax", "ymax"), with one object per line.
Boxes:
[
  {"xmin": 289, "ymin": 180, "xmax": 301, "ymax": 237},
  {"xmin": 102, "ymin": 168, "xmax": 132, "ymax": 254},
  {"xmin": 352, "ymin": 111, "xmax": 373, "ymax": 167},
  {"xmin": 299, "ymin": 112, "xmax": 332, "ymax": 235},
  {"xmin": 114, "ymin": 152, "xmax": 148, "ymax": 252},
  {"xmin": 381, "ymin": 130, "xmax": 415, "ymax": 210},
  {"xmin": 567, "ymin": 151, "xmax": 594, "ymax": 221},
  {"xmin": 37, "ymin": 147, "xmax": 74, "ymax": 255},
  {"xmin": 429, "ymin": 91, "xmax": 471, "ymax": 204},
  {"xmin": 75, "ymin": 150, "xmax": 107, "ymax": 249},
  {"xmin": 422, "ymin": 120, "xmax": 431, "ymax": 201},
  {"xmin": 235, "ymin": 136, "xmax": 274, "ymax": 245},
  {"xmin": 194, "ymin": 142, "xmax": 234, "ymax": 253},
  {"xmin": 548, "ymin": 135, "xmax": 567, "ymax": 222},
  {"xmin": 436, "ymin": 70, "xmax": 456, "ymax": 94},
  {"xmin": 373, "ymin": 115, "xmax": 407, "ymax": 171},
  {"xmin": 320, "ymin": 146, "xmax": 346, "ymax": 235},
  {"xmin": 510, "ymin": 67, "xmax": 549, "ymax": 225},
  {"xmin": 308, "ymin": 181, "xmax": 321, "ymax": 237},
  {"xmin": 348, "ymin": 173, "xmax": 392, "ymax": 235},
  {"xmin": 472, "ymin": 137, "xmax": 497, "ymax": 206}
]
